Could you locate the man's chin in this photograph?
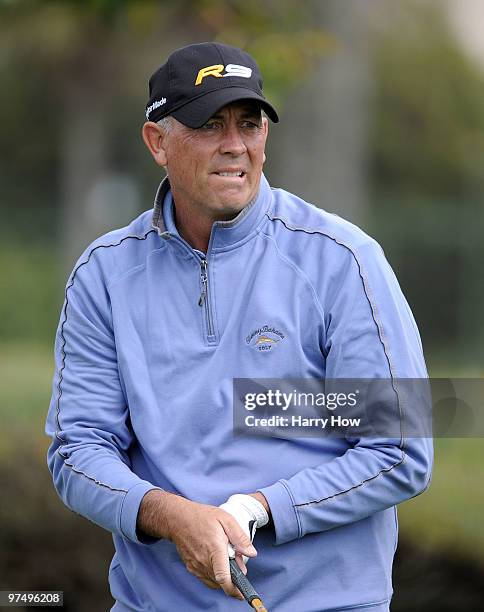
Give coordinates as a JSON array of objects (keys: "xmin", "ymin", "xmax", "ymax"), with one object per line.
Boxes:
[
  {"xmin": 208, "ymin": 198, "xmax": 250, "ymax": 221},
  {"xmin": 211, "ymin": 191, "xmax": 255, "ymax": 214}
]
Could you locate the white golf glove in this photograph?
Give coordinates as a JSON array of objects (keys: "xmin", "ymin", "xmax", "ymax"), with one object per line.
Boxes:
[{"xmin": 219, "ymin": 494, "xmax": 269, "ymax": 562}]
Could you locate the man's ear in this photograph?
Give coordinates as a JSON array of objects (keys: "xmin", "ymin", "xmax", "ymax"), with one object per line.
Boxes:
[
  {"xmin": 262, "ymin": 117, "xmax": 269, "ymax": 164},
  {"xmin": 142, "ymin": 122, "xmax": 168, "ymax": 167}
]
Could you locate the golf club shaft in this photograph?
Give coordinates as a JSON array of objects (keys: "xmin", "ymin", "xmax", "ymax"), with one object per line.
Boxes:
[{"xmin": 229, "ymin": 558, "xmax": 268, "ymax": 611}]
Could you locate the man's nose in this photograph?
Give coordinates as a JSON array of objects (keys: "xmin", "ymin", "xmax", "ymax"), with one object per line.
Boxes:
[{"xmin": 219, "ymin": 123, "xmax": 247, "ymax": 156}]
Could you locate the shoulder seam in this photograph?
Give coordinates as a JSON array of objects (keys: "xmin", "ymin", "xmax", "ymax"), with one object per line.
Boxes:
[
  {"xmin": 266, "ymin": 211, "xmax": 371, "ymax": 244},
  {"xmin": 258, "ymin": 230, "xmax": 326, "ymax": 325}
]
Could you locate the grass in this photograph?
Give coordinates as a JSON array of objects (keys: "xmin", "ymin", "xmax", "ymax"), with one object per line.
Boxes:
[
  {"xmin": 1, "ymin": 341, "xmax": 483, "ymax": 564},
  {"xmin": 398, "ymin": 437, "xmax": 484, "ymax": 564},
  {"xmin": 0, "ymin": 341, "xmax": 54, "ymax": 432}
]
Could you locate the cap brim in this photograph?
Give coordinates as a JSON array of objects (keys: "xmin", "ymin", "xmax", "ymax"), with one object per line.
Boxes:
[{"xmin": 171, "ymin": 86, "xmax": 279, "ymax": 128}]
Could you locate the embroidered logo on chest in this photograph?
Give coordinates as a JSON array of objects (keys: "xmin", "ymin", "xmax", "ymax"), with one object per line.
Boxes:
[{"xmin": 246, "ymin": 325, "xmax": 285, "ymax": 352}]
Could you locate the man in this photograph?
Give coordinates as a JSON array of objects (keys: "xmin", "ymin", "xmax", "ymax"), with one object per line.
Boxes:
[{"xmin": 46, "ymin": 42, "xmax": 432, "ymax": 611}]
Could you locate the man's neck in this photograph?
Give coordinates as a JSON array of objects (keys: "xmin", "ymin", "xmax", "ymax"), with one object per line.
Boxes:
[
  {"xmin": 173, "ymin": 204, "xmax": 240, "ymax": 253},
  {"xmin": 174, "ymin": 209, "xmax": 212, "ymax": 253}
]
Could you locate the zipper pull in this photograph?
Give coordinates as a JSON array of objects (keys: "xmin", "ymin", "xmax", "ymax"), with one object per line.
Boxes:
[{"xmin": 199, "ymin": 259, "xmax": 208, "ymax": 306}]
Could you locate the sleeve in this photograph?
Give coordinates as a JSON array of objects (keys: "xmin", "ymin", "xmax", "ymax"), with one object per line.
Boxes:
[
  {"xmin": 45, "ymin": 249, "xmax": 159, "ymax": 544},
  {"xmin": 258, "ymin": 239, "xmax": 433, "ymax": 545}
]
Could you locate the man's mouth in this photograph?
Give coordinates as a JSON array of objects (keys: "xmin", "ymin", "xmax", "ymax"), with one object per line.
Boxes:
[{"xmin": 213, "ymin": 170, "xmax": 246, "ymax": 178}]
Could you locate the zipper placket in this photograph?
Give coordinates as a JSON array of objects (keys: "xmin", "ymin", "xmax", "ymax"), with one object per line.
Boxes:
[{"xmin": 198, "ymin": 258, "xmax": 215, "ymax": 337}]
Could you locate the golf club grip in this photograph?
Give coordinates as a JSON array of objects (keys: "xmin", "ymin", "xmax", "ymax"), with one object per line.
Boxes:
[{"xmin": 229, "ymin": 558, "xmax": 260, "ymax": 604}]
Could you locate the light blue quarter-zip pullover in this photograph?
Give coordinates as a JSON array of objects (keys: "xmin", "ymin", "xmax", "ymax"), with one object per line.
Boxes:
[{"xmin": 46, "ymin": 174, "xmax": 432, "ymax": 611}]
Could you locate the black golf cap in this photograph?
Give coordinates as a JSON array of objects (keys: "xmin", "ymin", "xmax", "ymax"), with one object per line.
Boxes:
[{"xmin": 145, "ymin": 42, "xmax": 279, "ymax": 128}]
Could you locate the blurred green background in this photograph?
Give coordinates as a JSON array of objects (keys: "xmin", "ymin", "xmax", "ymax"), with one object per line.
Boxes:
[{"xmin": 1, "ymin": 0, "xmax": 483, "ymax": 610}]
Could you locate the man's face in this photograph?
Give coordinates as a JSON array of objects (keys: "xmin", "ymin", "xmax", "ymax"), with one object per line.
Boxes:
[{"xmin": 159, "ymin": 100, "xmax": 269, "ymax": 221}]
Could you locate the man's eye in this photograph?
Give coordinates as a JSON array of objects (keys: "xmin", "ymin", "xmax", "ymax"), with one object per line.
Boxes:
[
  {"xmin": 201, "ymin": 121, "xmax": 219, "ymax": 130},
  {"xmin": 242, "ymin": 121, "xmax": 260, "ymax": 129}
]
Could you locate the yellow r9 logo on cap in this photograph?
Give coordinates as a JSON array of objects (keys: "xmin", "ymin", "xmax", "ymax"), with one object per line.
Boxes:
[
  {"xmin": 195, "ymin": 64, "xmax": 252, "ymax": 86},
  {"xmin": 195, "ymin": 64, "xmax": 224, "ymax": 86}
]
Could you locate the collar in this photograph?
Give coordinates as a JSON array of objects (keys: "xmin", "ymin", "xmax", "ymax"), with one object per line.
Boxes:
[{"xmin": 151, "ymin": 174, "xmax": 272, "ymax": 251}]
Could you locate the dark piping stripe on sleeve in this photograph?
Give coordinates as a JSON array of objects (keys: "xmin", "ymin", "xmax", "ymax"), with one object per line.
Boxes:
[
  {"xmin": 54, "ymin": 229, "xmax": 157, "ymax": 494},
  {"xmin": 266, "ymin": 213, "xmax": 406, "ymax": 509}
]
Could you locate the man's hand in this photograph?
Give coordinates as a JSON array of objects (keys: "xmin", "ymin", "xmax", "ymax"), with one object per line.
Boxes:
[
  {"xmin": 137, "ymin": 490, "xmax": 257, "ymax": 600},
  {"xmin": 219, "ymin": 493, "xmax": 270, "ymax": 565}
]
